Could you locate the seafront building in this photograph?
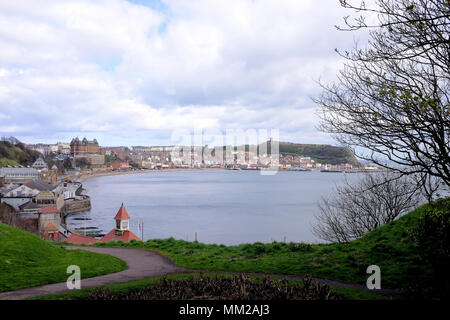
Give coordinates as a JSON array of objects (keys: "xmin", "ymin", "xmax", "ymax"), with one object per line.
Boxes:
[
  {"xmin": 65, "ymin": 204, "xmax": 141, "ymax": 244},
  {"xmin": 0, "ymin": 156, "xmax": 90, "ymax": 218},
  {"xmin": 0, "ymin": 167, "xmax": 40, "ymax": 184},
  {"xmin": 70, "ymin": 137, "xmax": 100, "ymax": 155},
  {"xmin": 70, "ymin": 137, "xmax": 105, "ymax": 165}
]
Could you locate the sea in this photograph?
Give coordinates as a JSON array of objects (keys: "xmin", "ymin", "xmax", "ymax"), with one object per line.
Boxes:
[{"xmin": 66, "ymin": 170, "xmax": 364, "ymax": 245}]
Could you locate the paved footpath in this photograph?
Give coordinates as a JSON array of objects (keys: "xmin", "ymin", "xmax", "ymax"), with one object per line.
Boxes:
[
  {"xmin": 0, "ymin": 247, "xmax": 186, "ymax": 300},
  {"xmin": 0, "ymin": 246, "xmax": 405, "ymax": 300}
]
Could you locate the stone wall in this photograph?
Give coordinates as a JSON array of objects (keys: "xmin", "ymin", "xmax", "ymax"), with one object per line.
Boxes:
[{"xmin": 62, "ymin": 197, "xmax": 91, "ymax": 214}]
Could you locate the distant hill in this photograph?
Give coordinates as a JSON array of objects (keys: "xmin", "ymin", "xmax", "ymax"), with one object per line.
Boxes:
[
  {"xmin": 0, "ymin": 140, "xmax": 41, "ymax": 168},
  {"xmin": 278, "ymin": 142, "xmax": 359, "ymax": 165},
  {"xmin": 232, "ymin": 141, "xmax": 359, "ymax": 165}
]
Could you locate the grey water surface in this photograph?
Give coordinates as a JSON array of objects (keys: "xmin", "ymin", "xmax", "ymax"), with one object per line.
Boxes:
[{"xmin": 67, "ymin": 170, "xmax": 362, "ymax": 245}]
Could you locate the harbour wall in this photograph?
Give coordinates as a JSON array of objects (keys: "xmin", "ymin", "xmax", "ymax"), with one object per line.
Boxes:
[{"xmin": 62, "ymin": 197, "xmax": 91, "ymax": 214}]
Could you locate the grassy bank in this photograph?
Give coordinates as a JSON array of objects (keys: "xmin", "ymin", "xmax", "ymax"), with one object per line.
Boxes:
[
  {"xmin": 93, "ymin": 199, "xmax": 449, "ymax": 289},
  {"xmin": 32, "ymin": 273, "xmax": 387, "ymax": 300},
  {"xmin": 0, "ymin": 223, "xmax": 127, "ymax": 292}
]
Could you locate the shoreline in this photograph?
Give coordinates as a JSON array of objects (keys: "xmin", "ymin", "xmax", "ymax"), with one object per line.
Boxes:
[
  {"xmin": 75, "ymin": 167, "xmax": 385, "ymax": 182},
  {"xmin": 78, "ymin": 167, "xmax": 225, "ymax": 182},
  {"xmin": 68, "ymin": 167, "xmax": 389, "ymax": 183}
]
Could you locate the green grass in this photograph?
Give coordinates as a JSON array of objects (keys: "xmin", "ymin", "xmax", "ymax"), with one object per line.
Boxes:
[
  {"xmin": 32, "ymin": 273, "xmax": 387, "ymax": 300},
  {"xmin": 93, "ymin": 199, "xmax": 449, "ymax": 290},
  {"xmin": 0, "ymin": 223, "xmax": 127, "ymax": 292},
  {"xmin": 0, "ymin": 141, "xmax": 41, "ymax": 168},
  {"xmin": 0, "ymin": 158, "xmax": 20, "ymax": 167}
]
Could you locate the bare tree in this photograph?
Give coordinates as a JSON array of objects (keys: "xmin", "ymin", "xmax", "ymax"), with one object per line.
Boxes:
[
  {"xmin": 411, "ymin": 172, "xmax": 446, "ymax": 203},
  {"xmin": 315, "ymin": 0, "xmax": 450, "ymax": 187},
  {"xmin": 312, "ymin": 172, "xmax": 420, "ymax": 243}
]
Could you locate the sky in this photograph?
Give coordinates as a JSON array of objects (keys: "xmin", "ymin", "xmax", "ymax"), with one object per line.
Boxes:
[{"xmin": 0, "ymin": 0, "xmax": 367, "ymax": 147}]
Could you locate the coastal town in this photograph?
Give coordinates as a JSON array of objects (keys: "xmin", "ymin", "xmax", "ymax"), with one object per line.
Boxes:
[
  {"xmin": 21, "ymin": 136, "xmax": 380, "ymax": 173},
  {"xmin": 0, "ymin": 136, "xmax": 383, "ymax": 245},
  {"xmin": 0, "ymin": 0, "xmax": 447, "ymax": 305}
]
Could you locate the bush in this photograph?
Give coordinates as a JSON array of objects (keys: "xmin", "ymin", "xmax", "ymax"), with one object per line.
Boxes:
[
  {"xmin": 86, "ymin": 274, "xmax": 338, "ymax": 300},
  {"xmin": 288, "ymin": 242, "xmax": 312, "ymax": 252},
  {"xmin": 414, "ymin": 198, "xmax": 450, "ymax": 299}
]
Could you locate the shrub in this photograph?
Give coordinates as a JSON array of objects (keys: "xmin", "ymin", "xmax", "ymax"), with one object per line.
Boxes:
[
  {"xmin": 86, "ymin": 274, "xmax": 338, "ymax": 300},
  {"xmin": 414, "ymin": 198, "xmax": 450, "ymax": 299},
  {"xmin": 288, "ymin": 242, "xmax": 312, "ymax": 252}
]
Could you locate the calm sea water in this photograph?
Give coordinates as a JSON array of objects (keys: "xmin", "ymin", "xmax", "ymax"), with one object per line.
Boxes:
[{"xmin": 66, "ymin": 170, "xmax": 363, "ymax": 245}]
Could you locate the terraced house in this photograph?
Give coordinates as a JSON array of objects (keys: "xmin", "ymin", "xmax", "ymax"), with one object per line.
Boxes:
[{"xmin": 0, "ymin": 180, "xmax": 64, "ymax": 214}]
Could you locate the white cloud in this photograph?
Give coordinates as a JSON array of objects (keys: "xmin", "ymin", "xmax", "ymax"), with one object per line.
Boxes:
[{"xmin": 0, "ymin": 0, "xmax": 360, "ymax": 145}]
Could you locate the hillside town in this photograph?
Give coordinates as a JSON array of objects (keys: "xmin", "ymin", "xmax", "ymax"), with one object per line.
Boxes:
[
  {"xmin": 0, "ymin": 140, "xmax": 141, "ymax": 244},
  {"xmin": 19, "ymin": 136, "xmax": 380, "ymax": 174}
]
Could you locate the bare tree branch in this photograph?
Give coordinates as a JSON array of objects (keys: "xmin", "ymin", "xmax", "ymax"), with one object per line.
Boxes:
[
  {"xmin": 315, "ymin": 0, "xmax": 450, "ymax": 186},
  {"xmin": 312, "ymin": 172, "xmax": 421, "ymax": 243}
]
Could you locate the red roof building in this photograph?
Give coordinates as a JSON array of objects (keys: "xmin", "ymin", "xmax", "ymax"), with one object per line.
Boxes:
[
  {"xmin": 39, "ymin": 206, "xmax": 60, "ymax": 214},
  {"xmin": 101, "ymin": 229, "xmax": 141, "ymax": 242},
  {"xmin": 65, "ymin": 203, "xmax": 141, "ymax": 245},
  {"xmin": 43, "ymin": 222, "xmax": 60, "ymax": 241},
  {"xmin": 101, "ymin": 203, "xmax": 141, "ymax": 243},
  {"xmin": 66, "ymin": 233, "xmax": 100, "ymax": 245},
  {"xmin": 39, "ymin": 206, "xmax": 61, "ymax": 240},
  {"xmin": 45, "ymin": 222, "xmax": 58, "ymax": 231},
  {"xmin": 114, "ymin": 204, "xmax": 130, "ymax": 220}
]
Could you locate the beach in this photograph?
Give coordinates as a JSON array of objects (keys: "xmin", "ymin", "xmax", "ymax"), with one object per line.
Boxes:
[{"xmin": 78, "ymin": 167, "xmax": 225, "ymax": 182}]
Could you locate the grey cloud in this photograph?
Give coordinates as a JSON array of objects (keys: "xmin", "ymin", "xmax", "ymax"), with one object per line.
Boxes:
[{"xmin": 0, "ymin": 0, "xmax": 361, "ymax": 145}]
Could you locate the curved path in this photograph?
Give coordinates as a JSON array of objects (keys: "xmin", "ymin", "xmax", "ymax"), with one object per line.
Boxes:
[
  {"xmin": 0, "ymin": 247, "xmax": 185, "ymax": 300},
  {"xmin": 0, "ymin": 246, "xmax": 405, "ymax": 300}
]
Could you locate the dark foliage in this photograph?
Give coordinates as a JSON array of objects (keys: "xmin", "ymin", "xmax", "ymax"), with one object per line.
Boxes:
[
  {"xmin": 63, "ymin": 158, "xmax": 73, "ymax": 170},
  {"xmin": 86, "ymin": 274, "xmax": 338, "ymax": 300},
  {"xmin": 75, "ymin": 157, "xmax": 90, "ymax": 169},
  {"xmin": 414, "ymin": 198, "xmax": 450, "ymax": 299},
  {"xmin": 219, "ymin": 141, "xmax": 359, "ymax": 165},
  {"xmin": 0, "ymin": 141, "xmax": 40, "ymax": 166},
  {"xmin": 278, "ymin": 142, "xmax": 359, "ymax": 165}
]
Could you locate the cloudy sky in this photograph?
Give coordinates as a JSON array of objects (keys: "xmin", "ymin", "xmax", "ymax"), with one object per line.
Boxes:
[{"xmin": 0, "ymin": 0, "xmax": 366, "ymax": 146}]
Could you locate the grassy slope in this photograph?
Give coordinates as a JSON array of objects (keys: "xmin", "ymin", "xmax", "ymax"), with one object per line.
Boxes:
[
  {"xmin": 0, "ymin": 223, "xmax": 127, "ymax": 292},
  {"xmin": 32, "ymin": 273, "xmax": 387, "ymax": 300},
  {"xmin": 0, "ymin": 158, "xmax": 20, "ymax": 167},
  {"xmin": 0, "ymin": 141, "xmax": 40, "ymax": 168},
  {"xmin": 278, "ymin": 142, "xmax": 359, "ymax": 165},
  {"xmin": 94, "ymin": 199, "xmax": 448, "ymax": 289}
]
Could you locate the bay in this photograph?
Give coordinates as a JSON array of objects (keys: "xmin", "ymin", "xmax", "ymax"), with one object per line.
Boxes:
[{"xmin": 66, "ymin": 170, "xmax": 362, "ymax": 245}]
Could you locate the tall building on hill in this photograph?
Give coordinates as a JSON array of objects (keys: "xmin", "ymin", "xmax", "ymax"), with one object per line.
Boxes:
[
  {"xmin": 70, "ymin": 137, "xmax": 100, "ymax": 155},
  {"xmin": 70, "ymin": 137, "xmax": 104, "ymax": 165}
]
